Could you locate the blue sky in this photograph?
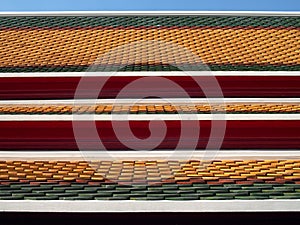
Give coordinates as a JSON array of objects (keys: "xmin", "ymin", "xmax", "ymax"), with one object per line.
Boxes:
[{"xmin": 0, "ymin": 0, "xmax": 299, "ymax": 11}]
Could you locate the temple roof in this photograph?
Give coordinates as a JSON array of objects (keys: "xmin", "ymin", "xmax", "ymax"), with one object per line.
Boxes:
[{"xmin": 0, "ymin": 14, "xmax": 299, "ymax": 72}]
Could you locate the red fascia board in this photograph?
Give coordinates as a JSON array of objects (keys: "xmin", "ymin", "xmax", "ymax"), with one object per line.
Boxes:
[
  {"xmin": 0, "ymin": 120, "xmax": 298, "ymax": 150},
  {"xmin": 0, "ymin": 76, "xmax": 299, "ymax": 99}
]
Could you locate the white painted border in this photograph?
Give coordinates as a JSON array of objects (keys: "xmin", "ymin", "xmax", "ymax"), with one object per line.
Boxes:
[
  {"xmin": 0, "ymin": 71, "xmax": 299, "ymax": 77},
  {"xmin": 0, "ymin": 11, "xmax": 299, "ymax": 17},
  {"xmin": 0, "ymin": 114, "xmax": 299, "ymax": 121},
  {"xmin": 1, "ymin": 98, "xmax": 300, "ymax": 105},
  {"xmin": 0, "ymin": 150, "xmax": 300, "ymax": 160},
  {"xmin": 1, "ymin": 200, "xmax": 300, "ymax": 212}
]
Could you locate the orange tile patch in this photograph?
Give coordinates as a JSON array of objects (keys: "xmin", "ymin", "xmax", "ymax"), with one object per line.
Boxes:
[
  {"xmin": 1, "ymin": 160, "xmax": 300, "ymax": 184},
  {"xmin": 0, "ymin": 28, "xmax": 299, "ymax": 68},
  {"xmin": 0, "ymin": 103, "xmax": 299, "ymax": 114}
]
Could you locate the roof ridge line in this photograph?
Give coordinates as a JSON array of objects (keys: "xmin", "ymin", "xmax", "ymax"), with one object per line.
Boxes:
[{"xmin": 0, "ymin": 11, "xmax": 299, "ymax": 17}]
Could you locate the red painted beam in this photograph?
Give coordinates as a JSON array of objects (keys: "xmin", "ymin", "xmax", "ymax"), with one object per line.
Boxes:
[
  {"xmin": 0, "ymin": 120, "xmax": 298, "ymax": 150},
  {"xmin": 0, "ymin": 76, "xmax": 299, "ymax": 99}
]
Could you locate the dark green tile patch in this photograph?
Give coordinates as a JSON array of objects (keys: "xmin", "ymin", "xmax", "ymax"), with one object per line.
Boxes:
[
  {"xmin": 1, "ymin": 182, "xmax": 300, "ymax": 200},
  {"xmin": 0, "ymin": 64, "xmax": 299, "ymax": 73},
  {"xmin": 0, "ymin": 16, "xmax": 299, "ymax": 28}
]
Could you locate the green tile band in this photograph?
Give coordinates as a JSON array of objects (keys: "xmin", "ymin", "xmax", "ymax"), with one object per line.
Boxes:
[
  {"xmin": 1, "ymin": 182, "xmax": 300, "ymax": 200},
  {"xmin": 0, "ymin": 64, "xmax": 299, "ymax": 73},
  {"xmin": 0, "ymin": 16, "xmax": 299, "ymax": 28}
]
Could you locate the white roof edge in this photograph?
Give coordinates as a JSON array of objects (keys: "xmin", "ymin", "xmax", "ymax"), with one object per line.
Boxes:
[
  {"xmin": 1, "ymin": 150, "xmax": 300, "ymax": 160},
  {"xmin": 1, "ymin": 98, "xmax": 300, "ymax": 105},
  {"xmin": 0, "ymin": 71, "xmax": 299, "ymax": 77},
  {"xmin": 0, "ymin": 11, "xmax": 299, "ymax": 17},
  {"xmin": 0, "ymin": 114, "xmax": 299, "ymax": 121},
  {"xmin": 1, "ymin": 200, "xmax": 300, "ymax": 212}
]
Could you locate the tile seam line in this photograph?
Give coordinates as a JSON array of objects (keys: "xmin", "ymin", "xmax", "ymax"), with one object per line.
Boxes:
[
  {"xmin": 0, "ymin": 11, "xmax": 299, "ymax": 17},
  {"xmin": 1, "ymin": 26, "xmax": 299, "ymax": 31}
]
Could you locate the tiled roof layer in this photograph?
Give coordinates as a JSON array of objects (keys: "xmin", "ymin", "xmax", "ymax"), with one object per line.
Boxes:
[
  {"xmin": 0, "ymin": 15, "xmax": 299, "ymax": 72},
  {"xmin": 1, "ymin": 159, "xmax": 300, "ymax": 200},
  {"xmin": 0, "ymin": 103, "xmax": 299, "ymax": 114}
]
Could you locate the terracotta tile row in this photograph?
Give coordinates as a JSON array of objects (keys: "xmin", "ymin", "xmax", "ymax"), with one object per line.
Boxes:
[
  {"xmin": 0, "ymin": 28, "xmax": 299, "ymax": 68},
  {"xmin": 0, "ymin": 104, "xmax": 299, "ymax": 114},
  {"xmin": 1, "ymin": 160, "xmax": 300, "ymax": 183}
]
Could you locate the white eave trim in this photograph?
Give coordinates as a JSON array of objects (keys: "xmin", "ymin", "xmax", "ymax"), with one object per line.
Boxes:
[
  {"xmin": 1, "ymin": 150, "xmax": 300, "ymax": 160},
  {"xmin": 1, "ymin": 200, "xmax": 300, "ymax": 212},
  {"xmin": 1, "ymin": 98, "xmax": 300, "ymax": 105},
  {"xmin": 0, "ymin": 11, "xmax": 299, "ymax": 17},
  {"xmin": 0, "ymin": 114, "xmax": 299, "ymax": 121},
  {"xmin": 0, "ymin": 71, "xmax": 299, "ymax": 78}
]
